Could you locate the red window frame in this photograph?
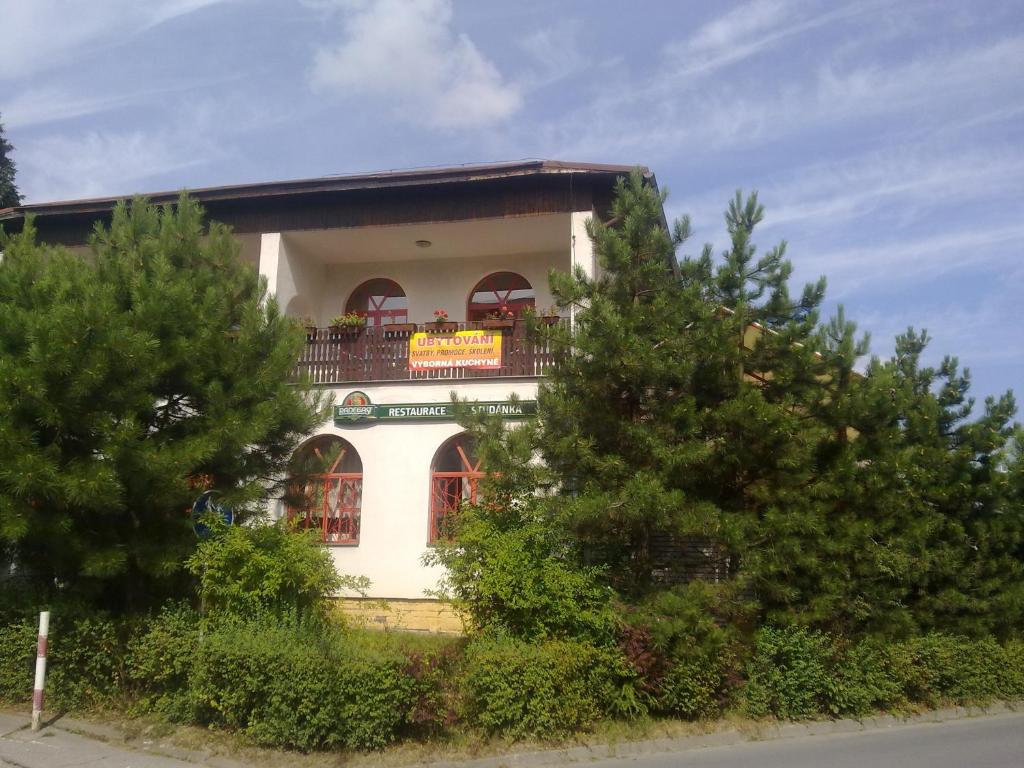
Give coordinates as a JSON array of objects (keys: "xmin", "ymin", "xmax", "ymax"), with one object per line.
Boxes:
[
  {"xmin": 290, "ymin": 440, "xmax": 362, "ymax": 545},
  {"xmin": 345, "ymin": 278, "xmax": 408, "ymax": 327},
  {"xmin": 429, "ymin": 438, "xmax": 483, "ymax": 543},
  {"xmin": 467, "ymin": 271, "xmax": 535, "ymax": 321}
]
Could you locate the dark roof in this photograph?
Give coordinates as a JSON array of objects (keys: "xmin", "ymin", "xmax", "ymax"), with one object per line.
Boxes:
[{"xmin": 0, "ymin": 159, "xmax": 648, "ymax": 221}]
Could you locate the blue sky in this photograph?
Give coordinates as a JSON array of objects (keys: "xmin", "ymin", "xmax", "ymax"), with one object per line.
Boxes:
[{"xmin": 2, "ymin": 0, "xmax": 1022, "ymax": 406}]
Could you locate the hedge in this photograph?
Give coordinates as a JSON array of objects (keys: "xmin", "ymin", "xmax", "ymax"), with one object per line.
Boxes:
[
  {"xmin": 2, "ymin": 611, "xmax": 1023, "ymax": 747},
  {"xmin": 743, "ymin": 626, "xmax": 1024, "ymax": 719}
]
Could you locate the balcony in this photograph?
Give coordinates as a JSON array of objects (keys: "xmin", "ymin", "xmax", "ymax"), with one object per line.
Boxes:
[{"xmin": 294, "ymin": 319, "xmax": 564, "ymax": 385}]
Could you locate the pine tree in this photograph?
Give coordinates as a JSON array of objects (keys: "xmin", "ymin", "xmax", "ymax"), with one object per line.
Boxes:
[
  {"xmin": 538, "ymin": 172, "xmax": 828, "ymax": 601},
  {"xmin": 0, "ymin": 195, "xmax": 325, "ymax": 611},
  {"xmin": 535, "ymin": 171, "xmax": 1023, "ymax": 636},
  {"xmin": 0, "ymin": 117, "xmax": 21, "ymax": 208}
]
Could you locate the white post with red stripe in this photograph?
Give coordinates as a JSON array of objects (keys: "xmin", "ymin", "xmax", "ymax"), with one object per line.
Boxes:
[{"xmin": 31, "ymin": 611, "xmax": 49, "ymax": 731}]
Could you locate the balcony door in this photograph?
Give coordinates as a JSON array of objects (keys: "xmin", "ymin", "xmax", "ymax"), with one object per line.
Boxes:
[
  {"xmin": 345, "ymin": 278, "xmax": 408, "ymax": 326},
  {"xmin": 467, "ymin": 272, "xmax": 535, "ymax": 321}
]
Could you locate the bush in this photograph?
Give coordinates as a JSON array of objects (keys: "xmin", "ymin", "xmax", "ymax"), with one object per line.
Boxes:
[
  {"xmin": 0, "ymin": 618, "xmax": 36, "ymax": 703},
  {"xmin": 404, "ymin": 643, "xmax": 464, "ymax": 738},
  {"xmin": 46, "ymin": 615, "xmax": 126, "ymax": 710},
  {"xmin": 627, "ymin": 583, "xmax": 742, "ymax": 719},
  {"xmin": 742, "ymin": 626, "xmax": 837, "ymax": 719},
  {"xmin": 658, "ymin": 655, "xmax": 728, "ymax": 719},
  {"xmin": 186, "ymin": 521, "xmax": 342, "ymax": 620},
  {"xmin": 462, "ymin": 637, "xmax": 641, "ymax": 739},
  {"xmin": 125, "ymin": 604, "xmax": 203, "ymax": 720},
  {"xmin": 889, "ymin": 634, "xmax": 1014, "ymax": 706},
  {"xmin": 0, "ymin": 613, "xmax": 131, "ymax": 711},
  {"xmin": 189, "ymin": 618, "xmax": 414, "ymax": 751},
  {"xmin": 743, "ymin": 628, "xmax": 1024, "ymax": 721}
]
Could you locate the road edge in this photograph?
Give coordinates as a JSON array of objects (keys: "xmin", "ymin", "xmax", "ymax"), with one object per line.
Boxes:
[{"xmin": 428, "ymin": 700, "xmax": 1024, "ymax": 768}]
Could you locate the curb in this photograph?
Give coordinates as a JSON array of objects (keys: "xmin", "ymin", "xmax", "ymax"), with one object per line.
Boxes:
[
  {"xmin": 40, "ymin": 715, "xmax": 248, "ymax": 768},
  {"xmin": 427, "ymin": 701, "xmax": 1024, "ymax": 768},
  {"xmin": 5, "ymin": 701, "xmax": 1022, "ymax": 767}
]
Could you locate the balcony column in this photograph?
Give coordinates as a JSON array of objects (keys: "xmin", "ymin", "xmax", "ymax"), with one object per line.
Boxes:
[
  {"xmin": 258, "ymin": 232, "xmax": 283, "ymax": 297},
  {"xmin": 569, "ymin": 211, "xmax": 595, "ymax": 327}
]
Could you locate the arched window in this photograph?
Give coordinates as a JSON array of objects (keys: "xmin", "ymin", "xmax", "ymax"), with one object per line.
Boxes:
[
  {"xmin": 289, "ymin": 435, "xmax": 363, "ymax": 545},
  {"xmin": 429, "ymin": 433, "xmax": 482, "ymax": 542},
  {"xmin": 345, "ymin": 278, "xmax": 408, "ymax": 326},
  {"xmin": 467, "ymin": 272, "xmax": 535, "ymax": 321}
]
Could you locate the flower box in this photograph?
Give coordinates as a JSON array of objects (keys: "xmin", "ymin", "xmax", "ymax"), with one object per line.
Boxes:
[
  {"xmin": 481, "ymin": 318, "xmax": 515, "ymax": 330},
  {"xmin": 425, "ymin": 322, "xmax": 459, "ymax": 333},
  {"xmin": 329, "ymin": 325, "xmax": 363, "ymax": 340}
]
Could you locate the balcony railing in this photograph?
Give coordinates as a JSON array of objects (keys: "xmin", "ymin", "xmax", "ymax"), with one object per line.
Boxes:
[{"xmin": 294, "ymin": 319, "xmax": 564, "ymax": 384}]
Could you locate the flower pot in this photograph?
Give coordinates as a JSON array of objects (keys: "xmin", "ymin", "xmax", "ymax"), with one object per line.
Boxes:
[
  {"xmin": 383, "ymin": 322, "xmax": 417, "ymax": 335},
  {"xmin": 481, "ymin": 319, "xmax": 515, "ymax": 330},
  {"xmin": 426, "ymin": 322, "xmax": 459, "ymax": 333},
  {"xmin": 329, "ymin": 325, "xmax": 364, "ymax": 340},
  {"xmin": 540, "ymin": 315, "xmax": 561, "ymax": 326}
]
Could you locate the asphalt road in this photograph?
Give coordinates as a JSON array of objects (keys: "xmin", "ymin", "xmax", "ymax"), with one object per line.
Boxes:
[
  {"xmin": 587, "ymin": 712, "xmax": 1024, "ymax": 768},
  {"xmin": 1, "ymin": 711, "xmax": 1021, "ymax": 767}
]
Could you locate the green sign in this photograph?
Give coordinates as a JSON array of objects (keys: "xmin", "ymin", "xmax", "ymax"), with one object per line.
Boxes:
[{"xmin": 334, "ymin": 394, "xmax": 537, "ymax": 424}]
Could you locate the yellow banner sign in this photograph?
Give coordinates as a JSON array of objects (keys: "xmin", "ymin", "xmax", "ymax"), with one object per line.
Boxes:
[{"xmin": 408, "ymin": 331, "xmax": 502, "ymax": 371}]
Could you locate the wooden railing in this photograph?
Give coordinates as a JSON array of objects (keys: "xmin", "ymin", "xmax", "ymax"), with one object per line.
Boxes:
[{"xmin": 294, "ymin": 319, "xmax": 563, "ymax": 384}]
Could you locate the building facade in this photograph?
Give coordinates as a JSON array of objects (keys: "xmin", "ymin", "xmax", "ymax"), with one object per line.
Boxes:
[{"xmin": 0, "ymin": 160, "xmax": 654, "ymax": 630}]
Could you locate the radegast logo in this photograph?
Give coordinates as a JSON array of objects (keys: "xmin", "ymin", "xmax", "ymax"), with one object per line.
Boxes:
[{"xmin": 335, "ymin": 391, "xmax": 375, "ymax": 421}]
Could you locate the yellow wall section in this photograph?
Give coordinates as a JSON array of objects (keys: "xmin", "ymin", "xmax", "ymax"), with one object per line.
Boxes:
[{"xmin": 337, "ymin": 598, "xmax": 465, "ymax": 634}]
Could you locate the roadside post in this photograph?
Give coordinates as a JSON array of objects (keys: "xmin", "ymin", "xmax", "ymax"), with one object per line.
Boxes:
[{"xmin": 31, "ymin": 610, "xmax": 50, "ymax": 731}]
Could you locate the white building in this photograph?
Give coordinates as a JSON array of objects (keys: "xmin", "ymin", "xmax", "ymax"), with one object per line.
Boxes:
[{"xmin": 2, "ymin": 160, "xmax": 654, "ymax": 630}]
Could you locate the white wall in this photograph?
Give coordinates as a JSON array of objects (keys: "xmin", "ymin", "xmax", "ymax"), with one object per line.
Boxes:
[
  {"xmin": 259, "ymin": 233, "xmax": 327, "ymax": 320},
  {"xmin": 258, "ymin": 215, "xmax": 578, "ymax": 599},
  {"xmin": 317, "ymin": 250, "xmax": 565, "ymax": 326},
  {"xmin": 274, "ymin": 378, "xmax": 540, "ymax": 599}
]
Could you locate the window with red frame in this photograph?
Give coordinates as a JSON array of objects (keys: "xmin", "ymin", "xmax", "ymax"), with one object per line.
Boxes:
[
  {"xmin": 429, "ymin": 433, "xmax": 482, "ymax": 543},
  {"xmin": 345, "ymin": 278, "xmax": 408, "ymax": 326},
  {"xmin": 467, "ymin": 272, "xmax": 535, "ymax": 321},
  {"xmin": 289, "ymin": 435, "xmax": 363, "ymax": 545}
]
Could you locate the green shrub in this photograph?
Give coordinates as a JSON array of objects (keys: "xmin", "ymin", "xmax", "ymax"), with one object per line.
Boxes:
[
  {"xmin": 890, "ymin": 634, "xmax": 1011, "ymax": 706},
  {"xmin": 46, "ymin": 615, "xmax": 128, "ymax": 710},
  {"xmin": 462, "ymin": 637, "xmax": 640, "ymax": 739},
  {"xmin": 404, "ymin": 644, "xmax": 465, "ymax": 738},
  {"xmin": 125, "ymin": 604, "xmax": 203, "ymax": 720},
  {"xmin": 186, "ymin": 521, "xmax": 343, "ymax": 621},
  {"xmin": 0, "ymin": 618, "xmax": 36, "ymax": 703},
  {"xmin": 743, "ymin": 628, "xmax": 1024, "ymax": 721},
  {"xmin": 657, "ymin": 655, "xmax": 726, "ymax": 719},
  {"xmin": 627, "ymin": 583, "xmax": 741, "ymax": 719},
  {"xmin": 742, "ymin": 626, "xmax": 837, "ymax": 719},
  {"xmin": 0, "ymin": 613, "xmax": 129, "ymax": 710},
  {"xmin": 1003, "ymin": 640, "xmax": 1024, "ymax": 698},
  {"xmin": 830, "ymin": 639, "xmax": 907, "ymax": 716},
  {"xmin": 189, "ymin": 618, "xmax": 414, "ymax": 751}
]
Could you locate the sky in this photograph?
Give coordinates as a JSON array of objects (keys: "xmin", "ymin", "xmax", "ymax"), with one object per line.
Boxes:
[{"xmin": 1, "ymin": 0, "xmax": 1022, "ymax": 406}]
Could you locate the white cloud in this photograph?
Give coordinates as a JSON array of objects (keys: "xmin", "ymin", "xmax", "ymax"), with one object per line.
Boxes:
[
  {"xmin": 0, "ymin": 0, "xmax": 228, "ymax": 80},
  {"xmin": 856, "ymin": 283, "xmax": 1024, "ymax": 374},
  {"xmin": 540, "ymin": 20, "xmax": 1024, "ymax": 164},
  {"xmin": 688, "ymin": 0, "xmax": 789, "ymax": 53},
  {"xmin": 3, "ymin": 88, "xmax": 138, "ymax": 130},
  {"xmin": 671, "ymin": 144, "xmax": 1024, "ymax": 238},
  {"xmin": 308, "ymin": 0, "xmax": 521, "ymax": 129},
  {"xmin": 517, "ymin": 22, "xmax": 589, "ymax": 91},
  {"xmin": 17, "ymin": 130, "xmax": 206, "ymax": 202},
  {"xmin": 800, "ymin": 224, "xmax": 1024, "ymax": 298}
]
